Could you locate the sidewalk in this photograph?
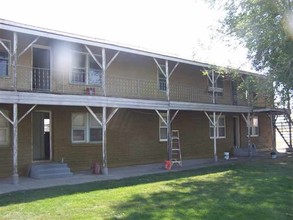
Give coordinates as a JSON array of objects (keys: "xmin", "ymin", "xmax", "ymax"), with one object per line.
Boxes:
[{"xmin": 0, "ymin": 154, "xmax": 273, "ymax": 195}]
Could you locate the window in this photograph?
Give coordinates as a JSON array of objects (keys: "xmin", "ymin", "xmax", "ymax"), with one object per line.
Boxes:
[
  {"xmin": 71, "ymin": 52, "xmax": 102, "ymax": 86},
  {"xmin": 0, "ymin": 110, "xmax": 10, "ymax": 146},
  {"xmin": 158, "ymin": 64, "xmax": 166, "ymax": 91},
  {"xmin": 72, "ymin": 113, "xmax": 102, "ymax": 143},
  {"xmin": 248, "ymin": 116, "xmax": 259, "ymax": 137},
  {"xmin": 209, "ymin": 115, "xmax": 226, "ymax": 139},
  {"xmin": 159, "ymin": 113, "xmax": 167, "ymax": 141},
  {"xmin": 0, "ymin": 40, "xmax": 10, "ymax": 77}
]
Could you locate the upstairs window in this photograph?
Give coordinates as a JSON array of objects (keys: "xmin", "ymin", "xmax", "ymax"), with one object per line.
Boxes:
[
  {"xmin": 248, "ymin": 116, "xmax": 259, "ymax": 137},
  {"xmin": 0, "ymin": 40, "xmax": 10, "ymax": 77},
  {"xmin": 0, "ymin": 110, "xmax": 10, "ymax": 146},
  {"xmin": 72, "ymin": 113, "xmax": 102, "ymax": 143},
  {"xmin": 209, "ymin": 115, "xmax": 226, "ymax": 139},
  {"xmin": 71, "ymin": 52, "xmax": 102, "ymax": 86},
  {"xmin": 157, "ymin": 64, "xmax": 166, "ymax": 91}
]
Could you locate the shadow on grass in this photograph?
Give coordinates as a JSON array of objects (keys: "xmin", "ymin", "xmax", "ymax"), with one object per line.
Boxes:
[
  {"xmin": 109, "ymin": 157, "xmax": 293, "ymax": 220},
  {"xmin": 0, "ymin": 164, "xmax": 236, "ymax": 207},
  {"xmin": 0, "ymin": 156, "xmax": 292, "ymax": 220}
]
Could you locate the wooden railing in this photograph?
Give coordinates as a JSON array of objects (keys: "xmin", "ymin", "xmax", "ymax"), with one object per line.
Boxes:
[{"xmin": 0, "ymin": 65, "xmax": 254, "ymax": 106}]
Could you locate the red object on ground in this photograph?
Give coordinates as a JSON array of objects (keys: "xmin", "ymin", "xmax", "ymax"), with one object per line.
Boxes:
[
  {"xmin": 92, "ymin": 162, "xmax": 101, "ymax": 174},
  {"xmin": 164, "ymin": 160, "xmax": 172, "ymax": 170}
]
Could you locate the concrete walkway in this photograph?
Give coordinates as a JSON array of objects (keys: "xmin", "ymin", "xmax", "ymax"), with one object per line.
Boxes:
[{"xmin": 0, "ymin": 154, "xmax": 273, "ymax": 195}]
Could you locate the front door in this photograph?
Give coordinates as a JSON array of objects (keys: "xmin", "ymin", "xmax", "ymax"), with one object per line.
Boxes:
[
  {"xmin": 32, "ymin": 47, "xmax": 50, "ymax": 91},
  {"xmin": 33, "ymin": 112, "xmax": 51, "ymax": 161},
  {"xmin": 233, "ymin": 116, "xmax": 240, "ymax": 148}
]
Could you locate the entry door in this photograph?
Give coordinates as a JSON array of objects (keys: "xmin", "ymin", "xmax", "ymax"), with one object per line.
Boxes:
[
  {"xmin": 233, "ymin": 116, "xmax": 240, "ymax": 148},
  {"xmin": 32, "ymin": 47, "xmax": 50, "ymax": 91},
  {"xmin": 33, "ymin": 112, "xmax": 51, "ymax": 160}
]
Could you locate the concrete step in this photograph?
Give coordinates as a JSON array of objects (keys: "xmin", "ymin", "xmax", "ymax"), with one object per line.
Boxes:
[{"xmin": 29, "ymin": 163, "xmax": 73, "ymax": 179}]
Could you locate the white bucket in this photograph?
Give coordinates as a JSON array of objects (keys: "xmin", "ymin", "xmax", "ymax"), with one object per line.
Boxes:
[{"xmin": 224, "ymin": 152, "xmax": 229, "ymax": 160}]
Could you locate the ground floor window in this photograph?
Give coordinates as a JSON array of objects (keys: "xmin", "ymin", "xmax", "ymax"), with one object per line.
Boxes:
[
  {"xmin": 248, "ymin": 116, "xmax": 259, "ymax": 137},
  {"xmin": 209, "ymin": 115, "xmax": 226, "ymax": 139},
  {"xmin": 159, "ymin": 113, "xmax": 167, "ymax": 142},
  {"xmin": 72, "ymin": 112, "xmax": 102, "ymax": 143},
  {"xmin": 0, "ymin": 110, "xmax": 9, "ymax": 146}
]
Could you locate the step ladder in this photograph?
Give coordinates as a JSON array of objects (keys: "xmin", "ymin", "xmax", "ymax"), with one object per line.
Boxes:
[
  {"xmin": 170, "ymin": 130, "xmax": 182, "ymax": 167},
  {"xmin": 272, "ymin": 110, "xmax": 292, "ymax": 149}
]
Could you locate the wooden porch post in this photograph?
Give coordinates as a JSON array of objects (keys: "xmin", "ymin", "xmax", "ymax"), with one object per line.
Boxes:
[
  {"xmin": 13, "ymin": 32, "xmax": 18, "ymax": 91},
  {"xmin": 102, "ymin": 106, "xmax": 108, "ymax": 175},
  {"xmin": 12, "ymin": 103, "xmax": 19, "ymax": 184}
]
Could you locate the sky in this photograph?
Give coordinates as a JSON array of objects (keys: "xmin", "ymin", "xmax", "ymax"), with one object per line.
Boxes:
[{"xmin": 0, "ymin": 0, "xmax": 252, "ymax": 71}]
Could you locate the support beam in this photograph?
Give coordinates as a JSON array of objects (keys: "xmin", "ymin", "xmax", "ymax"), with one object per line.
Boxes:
[
  {"xmin": 155, "ymin": 110, "xmax": 167, "ymax": 125},
  {"xmin": 85, "ymin": 106, "xmax": 102, "ymax": 126},
  {"xmin": 102, "ymin": 106, "xmax": 108, "ymax": 175},
  {"xmin": 242, "ymin": 113, "xmax": 252, "ymax": 155},
  {"xmin": 170, "ymin": 110, "xmax": 179, "ymax": 123},
  {"xmin": 106, "ymin": 108, "xmax": 119, "ymax": 124},
  {"xmin": 18, "ymin": 36, "xmax": 39, "ymax": 57},
  {"xmin": 269, "ymin": 112, "xmax": 276, "ymax": 151},
  {"xmin": 165, "ymin": 60, "xmax": 170, "ymax": 101},
  {"xmin": 204, "ymin": 111, "xmax": 222, "ymax": 162},
  {"xmin": 0, "ymin": 110, "xmax": 13, "ymax": 125},
  {"xmin": 153, "ymin": 58, "xmax": 166, "ymax": 77},
  {"xmin": 18, "ymin": 105, "xmax": 37, "ymax": 124},
  {"xmin": 166, "ymin": 109, "xmax": 171, "ymax": 160},
  {"xmin": 102, "ymin": 48, "xmax": 107, "ymax": 96},
  {"xmin": 12, "ymin": 32, "xmax": 18, "ymax": 90},
  {"xmin": 169, "ymin": 62, "xmax": 179, "ymax": 78},
  {"xmin": 0, "ymin": 39, "xmax": 12, "ymax": 56},
  {"xmin": 12, "ymin": 103, "xmax": 18, "ymax": 184},
  {"xmin": 106, "ymin": 51, "xmax": 120, "ymax": 70},
  {"xmin": 84, "ymin": 45, "xmax": 102, "ymax": 69}
]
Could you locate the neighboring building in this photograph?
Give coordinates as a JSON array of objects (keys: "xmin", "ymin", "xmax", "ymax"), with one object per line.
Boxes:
[{"xmin": 0, "ymin": 19, "xmax": 280, "ymax": 182}]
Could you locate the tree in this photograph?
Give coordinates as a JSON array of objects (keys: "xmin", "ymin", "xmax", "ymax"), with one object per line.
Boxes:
[{"xmin": 209, "ymin": 0, "xmax": 293, "ymax": 108}]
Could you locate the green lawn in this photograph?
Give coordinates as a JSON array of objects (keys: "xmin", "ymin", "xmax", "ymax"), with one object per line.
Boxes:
[{"xmin": 0, "ymin": 156, "xmax": 292, "ymax": 220}]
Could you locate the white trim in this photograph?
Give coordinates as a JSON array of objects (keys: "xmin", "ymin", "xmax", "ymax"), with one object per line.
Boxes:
[
  {"xmin": 0, "ymin": 109, "xmax": 10, "ymax": 146},
  {"xmin": 71, "ymin": 112, "xmax": 102, "ymax": 144},
  {"xmin": 0, "ymin": 38, "xmax": 11, "ymax": 78},
  {"xmin": 209, "ymin": 115, "xmax": 226, "ymax": 139},
  {"xmin": 247, "ymin": 116, "xmax": 259, "ymax": 137},
  {"xmin": 32, "ymin": 110, "xmax": 52, "ymax": 161},
  {"xmin": 70, "ymin": 50, "xmax": 102, "ymax": 86},
  {"xmin": 31, "ymin": 45, "xmax": 52, "ymax": 91},
  {"xmin": 159, "ymin": 112, "xmax": 167, "ymax": 142}
]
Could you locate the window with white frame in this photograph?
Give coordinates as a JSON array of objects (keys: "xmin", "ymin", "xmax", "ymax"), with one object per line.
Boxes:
[
  {"xmin": 248, "ymin": 116, "xmax": 259, "ymax": 137},
  {"xmin": 157, "ymin": 64, "xmax": 166, "ymax": 91},
  {"xmin": 209, "ymin": 115, "xmax": 226, "ymax": 139},
  {"xmin": 159, "ymin": 113, "xmax": 167, "ymax": 141},
  {"xmin": 0, "ymin": 110, "xmax": 10, "ymax": 146},
  {"xmin": 0, "ymin": 39, "xmax": 10, "ymax": 77},
  {"xmin": 71, "ymin": 52, "xmax": 102, "ymax": 86},
  {"xmin": 72, "ymin": 113, "xmax": 102, "ymax": 143}
]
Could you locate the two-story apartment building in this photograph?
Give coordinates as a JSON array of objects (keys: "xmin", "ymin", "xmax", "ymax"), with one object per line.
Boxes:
[{"xmin": 0, "ymin": 19, "xmax": 275, "ymax": 183}]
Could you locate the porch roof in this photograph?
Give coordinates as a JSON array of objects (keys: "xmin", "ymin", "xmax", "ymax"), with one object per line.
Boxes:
[
  {"xmin": 0, "ymin": 91, "xmax": 252, "ymax": 113},
  {"xmin": 0, "ymin": 18, "xmax": 258, "ymax": 77}
]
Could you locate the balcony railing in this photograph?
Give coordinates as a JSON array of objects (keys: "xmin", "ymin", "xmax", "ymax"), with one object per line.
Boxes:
[{"xmin": 0, "ymin": 65, "xmax": 255, "ymax": 106}]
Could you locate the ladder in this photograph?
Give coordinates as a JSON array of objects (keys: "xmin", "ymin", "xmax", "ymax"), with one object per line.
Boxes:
[
  {"xmin": 170, "ymin": 130, "xmax": 182, "ymax": 167},
  {"xmin": 272, "ymin": 109, "xmax": 292, "ymax": 149}
]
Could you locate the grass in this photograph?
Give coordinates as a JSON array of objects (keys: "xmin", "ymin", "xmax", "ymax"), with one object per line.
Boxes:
[{"xmin": 0, "ymin": 156, "xmax": 292, "ymax": 220}]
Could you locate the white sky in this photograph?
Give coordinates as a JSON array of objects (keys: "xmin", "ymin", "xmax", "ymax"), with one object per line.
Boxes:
[{"xmin": 1, "ymin": 0, "xmax": 252, "ymax": 71}]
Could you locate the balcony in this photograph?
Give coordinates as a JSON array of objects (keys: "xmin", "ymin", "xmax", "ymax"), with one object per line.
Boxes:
[{"xmin": 0, "ymin": 65, "xmax": 253, "ymax": 106}]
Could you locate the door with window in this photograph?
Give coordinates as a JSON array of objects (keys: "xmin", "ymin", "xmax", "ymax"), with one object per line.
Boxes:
[
  {"xmin": 33, "ymin": 112, "xmax": 51, "ymax": 160},
  {"xmin": 32, "ymin": 47, "xmax": 50, "ymax": 91}
]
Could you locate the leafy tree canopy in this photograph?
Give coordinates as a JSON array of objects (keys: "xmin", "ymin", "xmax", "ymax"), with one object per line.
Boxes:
[{"xmin": 208, "ymin": 0, "xmax": 293, "ymax": 106}]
